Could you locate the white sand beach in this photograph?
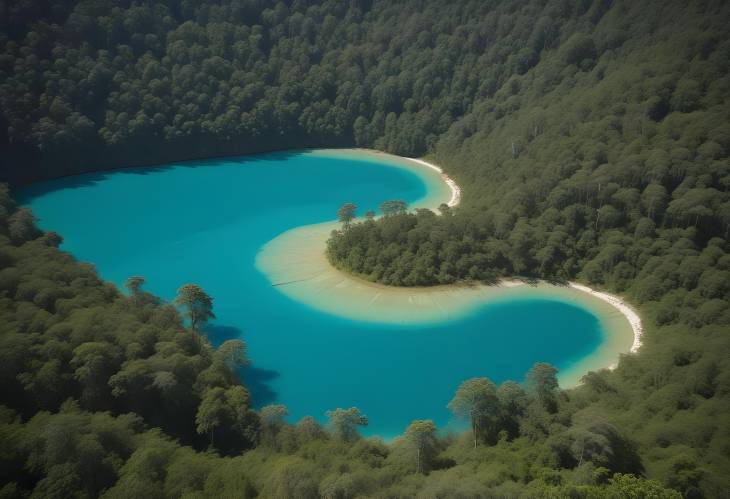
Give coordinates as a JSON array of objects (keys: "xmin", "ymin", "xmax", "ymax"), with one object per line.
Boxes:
[
  {"xmin": 568, "ymin": 282, "xmax": 643, "ymax": 354},
  {"xmin": 405, "ymin": 157, "xmax": 461, "ymax": 207}
]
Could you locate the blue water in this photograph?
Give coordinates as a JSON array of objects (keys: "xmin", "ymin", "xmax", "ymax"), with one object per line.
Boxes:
[{"xmin": 18, "ymin": 150, "xmax": 603, "ymax": 438}]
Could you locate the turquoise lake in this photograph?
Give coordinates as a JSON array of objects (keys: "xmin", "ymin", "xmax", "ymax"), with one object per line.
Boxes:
[{"xmin": 18, "ymin": 150, "xmax": 604, "ymax": 438}]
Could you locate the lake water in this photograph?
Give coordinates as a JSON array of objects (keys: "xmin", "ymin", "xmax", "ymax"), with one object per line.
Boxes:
[{"xmin": 18, "ymin": 149, "xmax": 604, "ymax": 438}]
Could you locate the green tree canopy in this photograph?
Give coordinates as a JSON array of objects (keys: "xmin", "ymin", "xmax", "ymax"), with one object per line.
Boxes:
[
  {"xmin": 337, "ymin": 203, "xmax": 357, "ymax": 229},
  {"xmin": 326, "ymin": 407, "xmax": 368, "ymax": 442},
  {"xmin": 447, "ymin": 377, "xmax": 499, "ymax": 448},
  {"xmin": 174, "ymin": 283, "xmax": 215, "ymax": 334}
]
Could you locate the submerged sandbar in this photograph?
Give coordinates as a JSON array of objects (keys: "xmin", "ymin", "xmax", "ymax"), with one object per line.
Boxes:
[{"xmin": 255, "ymin": 150, "xmax": 639, "ymax": 386}]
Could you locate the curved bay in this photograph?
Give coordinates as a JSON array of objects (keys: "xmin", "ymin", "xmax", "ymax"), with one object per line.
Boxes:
[{"xmin": 18, "ymin": 149, "xmax": 631, "ymax": 437}]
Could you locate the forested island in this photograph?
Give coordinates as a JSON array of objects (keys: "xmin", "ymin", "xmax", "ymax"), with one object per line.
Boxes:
[{"xmin": 1, "ymin": 0, "xmax": 729, "ymax": 498}]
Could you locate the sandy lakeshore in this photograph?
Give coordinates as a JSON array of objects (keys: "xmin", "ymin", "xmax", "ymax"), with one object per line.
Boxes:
[
  {"xmin": 405, "ymin": 157, "xmax": 461, "ymax": 207},
  {"xmin": 255, "ymin": 150, "xmax": 642, "ymax": 385},
  {"xmin": 568, "ymin": 282, "xmax": 643, "ymax": 354},
  {"xmin": 303, "ymin": 148, "xmax": 459, "ymax": 211}
]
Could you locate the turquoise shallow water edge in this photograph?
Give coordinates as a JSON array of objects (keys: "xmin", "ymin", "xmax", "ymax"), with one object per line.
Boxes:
[{"xmin": 18, "ymin": 149, "xmax": 607, "ymax": 438}]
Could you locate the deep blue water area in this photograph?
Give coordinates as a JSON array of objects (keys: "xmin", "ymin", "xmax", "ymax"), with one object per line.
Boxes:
[{"xmin": 18, "ymin": 150, "xmax": 602, "ymax": 438}]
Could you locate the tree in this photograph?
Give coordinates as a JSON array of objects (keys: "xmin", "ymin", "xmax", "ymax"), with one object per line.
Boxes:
[
  {"xmin": 605, "ymin": 474, "xmax": 682, "ymax": 498},
  {"xmin": 195, "ymin": 386, "xmax": 252, "ymax": 449},
  {"xmin": 71, "ymin": 341, "xmax": 122, "ymax": 409},
  {"xmin": 560, "ymin": 33, "xmax": 596, "ymax": 66},
  {"xmin": 263, "ymin": 457, "xmax": 319, "ymax": 498},
  {"xmin": 353, "ymin": 116, "xmax": 372, "ymax": 146},
  {"xmin": 326, "ymin": 407, "xmax": 368, "ymax": 442},
  {"xmin": 568, "ymin": 425, "xmax": 613, "ymax": 467},
  {"xmin": 641, "ymin": 184, "xmax": 668, "ymax": 220},
  {"xmin": 404, "ymin": 420, "xmax": 437, "ymax": 473},
  {"xmin": 337, "ymin": 203, "xmax": 357, "ymax": 229},
  {"xmin": 8, "ymin": 208, "xmax": 40, "ymax": 244},
  {"xmin": 40, "ymin": 231, "xmax": 63, "ymax": 247},
  {"xmin": 670, "ymin": 79, "xmax": 702, "ymax": 112},
  {"xmin": 225, "ymin": 386, "xmax": 256, "ymax": 446},
  {"xmin": 497, "ymin": 381, "xmax": 528, "ymax": 439},
  {"xmin": 667, "ymin": 188, "xmax": 719, "ymax": 227},
  {"xmin": 217, "ymin": 339, "xmax": 249, "ymax": 369},
  {"xmin": 380, "ymin": 200, "xmax": 408, "ymax": 216},
  {"xmin": 296, "ymin": 416, "xmax": 325, "ymax": 441},
  {"xmin": 124, "ymin": 276, "xmax": 145, "ymax": 295},
  {"xmin": 174, "ymin": 284, "xmax": 215, "ymax": 336},
  {"xmin": 447, "ymin": 378, "xmax": 499, "ymax": 448},
  {"xmin": 196, "ymin": 387, "xmax": 231, "ymax": 446},
  {"xmin": 525, "ymin": 363, "xmax": 559, "ymax": 411},
  {"xmin": 29, "ymin": 463, "xmax": 83, "ymax": 499},
  {"xmin": 124, "ymin": 276, "xmax": 147, "ymax": 306},
  {"xmin": 260, "ymin": 404, "xmax": 288, "ymax": 446}
]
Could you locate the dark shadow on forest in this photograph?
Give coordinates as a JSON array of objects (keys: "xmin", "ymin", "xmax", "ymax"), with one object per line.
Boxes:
[{"xmin": 206, "ymin": 324, "xmax": 280, "ymax": 407}]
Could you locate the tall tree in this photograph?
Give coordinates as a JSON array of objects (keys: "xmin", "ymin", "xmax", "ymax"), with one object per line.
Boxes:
[
  {"xmin": 217, "ymin": 339, "xmax": 249, "ymax": 370},
  {"xmin": 525, "ymin": 363, "xmax": 559, "ymax": 411},
  {"xmin": 195, "ymin": 387, "xmax": 232, "ymax": 446},
  {"xmin": 124, "ymin": 276, "xmax": 146, "ymax": 306},
  {"xmin": 380, "ymin": 200, "xmax": 408, "ymax": 216},
  {"xmin": 260, "ymin": 404, "xmax": 288, "ymax": 446},
  {"xmin": 497, "ymin": 381, "xmax": 528, "ymax": 439},
  {"xmin": 194, "ymin": 385, "xmax": 254, "ymax": 450},
  {"xmin": 7, "ymin": 207, "xmax": 40, "ymax": 244},
  {"xmin": 447, "ymin": 378, "xmax": 499, "ymax": 448},
  {"xmin": 174, "ymin": 284, "xmax": 215, "ymax": 336},
  {"xmin": 326, "ymin": 407, "xmax": 368, "ymax": 442},
  {"xmin": 404, "ymin": 419, "xmax": 437, "ymax": 473},
  {"xmin": 337, "ymin": 203, "xmax": 357, "ymax": 229},
  {"xmin": 124, "ymin": 276, "xmax": 145, "ymax": 295}
]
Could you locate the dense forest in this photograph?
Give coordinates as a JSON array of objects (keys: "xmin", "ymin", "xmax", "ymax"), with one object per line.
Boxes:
[
  {"xmin": 3, "ymin": 0, "xmax": 721, "ymax": 185},
  {"xmin": 1, "ymin": 0, "xmax": 729, "ymax": 497},
  {"xmin": 0, "ymin": 0, "xmax": 550, "ymax": 183},
  {"xmin": 0, "ymin": 188, "xmax": 683, "ymax": 497}
]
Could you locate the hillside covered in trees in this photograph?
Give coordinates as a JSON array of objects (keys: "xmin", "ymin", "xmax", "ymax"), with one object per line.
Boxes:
[
  {"xmin": 1, "ymin": 0, "xmax": 729, "ymax": 497},
  {"xmin": 1, "ymin": 0, "xmax": 721, "ymax": 186},
  {"xmin": 325, "ymin": 1, "xmax": 730, "ymax": 496}
]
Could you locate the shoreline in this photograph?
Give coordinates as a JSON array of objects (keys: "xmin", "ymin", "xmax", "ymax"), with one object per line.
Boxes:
[
  {"xmin": 312, "ymin": 148, "xmax": 461, "ymax": 210},
  {"xmin": 401, "ymin": 157, "xmax": 461, "ymax": 207},
  {"xmin": 256, "ymin": 149, "xmax": 642, "ymax": 384},
  {"xmin": 257, "ymin": 222, "xmax": 637, "ymax": 386},
  {"xmin": 377, "ymin": 151, "xmax": 643, "ymax": 357},
  {"xmin": 568, "ymin": 282, "xmax": 643, "ymax": 354}
]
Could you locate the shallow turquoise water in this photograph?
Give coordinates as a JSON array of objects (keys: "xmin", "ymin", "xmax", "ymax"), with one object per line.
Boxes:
[{"xmin": 18, "ymin": 150, "xmax": 603, "ymax": 438}]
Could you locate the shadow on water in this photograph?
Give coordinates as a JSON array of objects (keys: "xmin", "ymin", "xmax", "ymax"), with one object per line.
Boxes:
[
  {"xmin": 207, "ymin": 324, "xmax": 243, "ymax": 345},
  {"xmin": 241, "ymin": 365, "xmax": 280, "ymax": 407},
  {"xmin": 206, "ymin": 324, "xmax": 280, "ymax": 407},
  {"xmin": 14, "ymin": 149, "xmax": 311, "ymax": 202}
]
